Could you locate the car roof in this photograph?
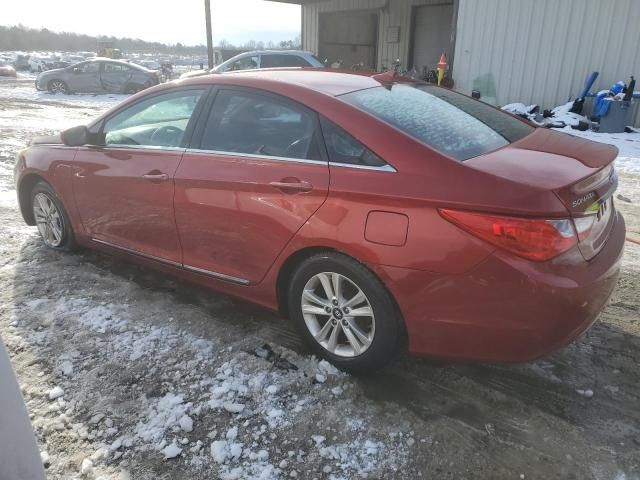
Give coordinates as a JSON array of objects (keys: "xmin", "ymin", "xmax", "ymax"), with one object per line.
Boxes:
[
  {"xmin": 181, "ymin": 69, "xmax": 383, "ymax": 97},
  {"xmin": 237, "ymin": 50, "xmax": 313, "ymax": 56}
]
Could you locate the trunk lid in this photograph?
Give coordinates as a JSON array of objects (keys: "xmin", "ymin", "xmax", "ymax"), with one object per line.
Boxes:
[{"xmin": 465, "ymin": 128, "xmax": 619, "ymax": 260}]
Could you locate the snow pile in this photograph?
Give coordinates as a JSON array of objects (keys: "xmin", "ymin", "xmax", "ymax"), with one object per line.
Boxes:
[
  {"xmin": 134, "ymin": 392, "xmax": 192, "ymax": 445},
  {"xmin": 548, "ymin": 101, "xmax": 588, "ymax": 126},
  {"xmin": 14, "ymin": 295, "xmax": 410, "ymax": 479}
]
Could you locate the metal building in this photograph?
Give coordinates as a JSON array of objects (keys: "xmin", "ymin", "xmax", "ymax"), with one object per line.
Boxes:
[{"xmin": 271, "ymin": 0, "xmax": 640, "ymax": 125}]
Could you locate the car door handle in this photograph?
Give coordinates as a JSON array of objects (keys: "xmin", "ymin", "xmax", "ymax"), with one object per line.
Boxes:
[
  {"xmin": 142, "ymin": 172, "xmax": 169, "ymax": 182},
  {"xmin": 269, "ymin": 180, "xmax": 313, "ymax": 193}
]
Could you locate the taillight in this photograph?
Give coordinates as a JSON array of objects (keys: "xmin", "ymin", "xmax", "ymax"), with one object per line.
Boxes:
[
  {"xmin": 572, "ymin": 215, "xmax": 595, "ymax": 241},
  {"xmin": 439, "ymin": 209, "xmax": 577, "ymax": 261}
]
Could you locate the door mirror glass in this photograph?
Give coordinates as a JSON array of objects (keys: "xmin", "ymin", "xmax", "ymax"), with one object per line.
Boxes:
[{"xmin": 61, "ymin": 125, "xmax": 89, "ymax": 146}]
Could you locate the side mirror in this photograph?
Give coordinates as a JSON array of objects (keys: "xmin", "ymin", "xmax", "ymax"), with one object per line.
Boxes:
[{"xmin": 61, "ymin": 125, "xmax": 88, "ymax": 146}]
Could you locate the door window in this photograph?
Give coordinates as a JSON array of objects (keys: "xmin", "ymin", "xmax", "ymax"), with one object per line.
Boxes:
[
  {"xmin": 77, "ymin": 62, "xmax": 99, "ymax": 73},
  {"xmin": 104, "ymin": 63, "xmax": 131, "ymax": 73},
  {"xmin": 260, "ymin": 54, "xmax": 311, "ymax": 68},
  {"xmin": 222, "ymin": 56, "xmax": 259, "ymax": 72},
  {"xmin": 320, "ymin": 117, "xmax": 387, "ymax": 167},
  {"xmin": 103, "ymin": 89, "xmax": 205, "ymax": 147},
  {"xmin": 200, "ymin": 89, "xmax": 320, "ymax": 160}
]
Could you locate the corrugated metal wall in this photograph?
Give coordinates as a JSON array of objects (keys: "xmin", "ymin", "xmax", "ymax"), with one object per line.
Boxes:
[
  {"xmin": 301, "ymin": 0, "xmax": 640, "ymax": 125},
  {"xmin": 301, "ymin": 0, "xmax": 447, "ymax": 69},
  {"xmin": 453, "ymin": 0, "xmax": 640, "ymax": 125}
]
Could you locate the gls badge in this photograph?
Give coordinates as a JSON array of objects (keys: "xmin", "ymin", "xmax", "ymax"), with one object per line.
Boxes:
[{"xmin": 572, "ymin": 192, "xmax": 595, "ymax": 208}]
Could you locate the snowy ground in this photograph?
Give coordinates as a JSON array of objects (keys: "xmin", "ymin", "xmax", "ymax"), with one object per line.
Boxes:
[{"xmin": 1, "ymin": 76, "xmax": 640, "ymax": 480}]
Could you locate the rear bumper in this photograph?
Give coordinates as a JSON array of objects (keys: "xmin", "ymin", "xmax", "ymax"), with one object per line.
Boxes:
[{"xmin": 376, "ymin": 211, "xmax": 626, "ymax": 362}]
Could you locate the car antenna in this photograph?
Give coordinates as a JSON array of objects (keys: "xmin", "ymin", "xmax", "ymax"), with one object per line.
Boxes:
[{"xmin": 372, "ymin": 70, "xmax": 396, "ymax": 90}]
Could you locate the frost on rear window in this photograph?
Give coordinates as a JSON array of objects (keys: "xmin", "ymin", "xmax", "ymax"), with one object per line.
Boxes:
[{"xmin": 341, "ymin": 85, "xmax": 533, "ymax": 161}]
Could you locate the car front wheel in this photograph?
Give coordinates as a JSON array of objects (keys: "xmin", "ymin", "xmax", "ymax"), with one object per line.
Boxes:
[
  {"xmin": 288, "ymin": 252, "xmax": 403, "ymax": 373},
  {"xmin": 48, "ymin": 80, "xmax": 69, "ymax": 94},
  {"xmin": 30, "ymin": 182, "xmax": 76, "ymax": 251}
]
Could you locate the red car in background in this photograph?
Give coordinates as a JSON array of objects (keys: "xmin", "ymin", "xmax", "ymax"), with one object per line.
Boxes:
[{"xmin": 14, "ymin": 70, "xmax": 625, "ymax": 371}]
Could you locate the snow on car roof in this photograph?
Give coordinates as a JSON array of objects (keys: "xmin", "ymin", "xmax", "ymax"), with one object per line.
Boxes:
[{"xmin": 180, "ymin": 69, "xmax": 382, "ymax": 97}]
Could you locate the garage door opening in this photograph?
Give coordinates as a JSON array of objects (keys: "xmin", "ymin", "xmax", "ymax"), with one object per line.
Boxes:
[
  {"xmin": 318, "ymin": 11, "xmax": 378, "ymax": 70},
  {"xmin": 410, "ymin": 3, "xmax": 455, "ymax": 76}
]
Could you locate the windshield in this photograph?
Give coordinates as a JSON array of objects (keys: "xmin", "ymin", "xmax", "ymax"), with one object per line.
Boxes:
[{"xmin": 340, "ymin": 84, "xmax": 534, "ymax": 161}]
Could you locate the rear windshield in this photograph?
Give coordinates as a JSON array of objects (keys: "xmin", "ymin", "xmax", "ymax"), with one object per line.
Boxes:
[{"xmin": 340, "ymin": 84, "xmax": 534, "ymax": 161}]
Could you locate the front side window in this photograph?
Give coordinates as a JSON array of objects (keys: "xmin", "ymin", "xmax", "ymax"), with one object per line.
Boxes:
[
  {"xmin": 77, "ymin": 62, "xmax": 99, "ymax": 73},
  {"xmin": 103, "ymin": 89, "xmax": 204, "ymax": 147},
  {"xmin": 341, "ymin": 84, "xmax": 534, "ymax": 161},
  {"xmin": 223, "ymin": 56, "xmax": 259, "ymax": 72},
  {"xmin": 200, "ymin": 89, "xmax": 320, "ymax": 160},
  {"xmin": 320, "ymin": 117, "xmax": 386, "ymax": 167}
]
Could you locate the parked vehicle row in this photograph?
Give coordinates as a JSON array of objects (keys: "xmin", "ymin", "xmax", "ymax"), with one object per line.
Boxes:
[{"xmin": 14, "ymin": 69, "xmax": 624, "ymax": 371}]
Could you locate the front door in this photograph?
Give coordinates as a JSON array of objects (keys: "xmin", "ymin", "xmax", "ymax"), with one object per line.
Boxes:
[
  {"xmin": 71, "ymin": 61, "xmax": 102, "ymax": 93},
  {"xmin": 174, "ymin": 88, "xmax": 329, "ymax": 284},
  {"xmin": 73, "ymin": 87, "xmax": 207, "ymax": 264}
]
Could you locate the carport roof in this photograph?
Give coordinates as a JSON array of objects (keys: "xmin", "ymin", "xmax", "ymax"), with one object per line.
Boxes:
[{"xmin": 265, "ymin": 0, "xmax": 326, "ymax": 4}]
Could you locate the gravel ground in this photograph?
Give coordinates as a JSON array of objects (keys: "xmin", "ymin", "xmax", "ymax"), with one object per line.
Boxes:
[{"xmin": 1, "ymin": 75, "xmax": 639, "ymax": 480}]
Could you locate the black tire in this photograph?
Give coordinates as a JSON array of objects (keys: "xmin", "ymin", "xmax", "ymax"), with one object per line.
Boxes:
[
  {"xmin": 288, "ymin": 252, "xmax": 403, "ymax": 373},
  {"xmin": 30, "ymin": 181, "xmax": 77, "ymax": 251},
  {"xmin": 48, "ymin": 79, "xmax": 69, "ymax": 94}
]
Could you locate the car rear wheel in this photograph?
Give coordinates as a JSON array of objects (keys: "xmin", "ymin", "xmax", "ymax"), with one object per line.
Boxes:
[
  {"xmin": 48, "ymin": 80, "xmax": 69, "ymax": 94},
  {"xmin": 123, "ymin": 83, "xmax": 142, "ymax": 94},
  {"xmin": 288, "ymin": 252, "xmax": 402, "ymax": 373},
  {"xmin": 30, "ymin": 182, "xmax": 76, "ymax": 251}
]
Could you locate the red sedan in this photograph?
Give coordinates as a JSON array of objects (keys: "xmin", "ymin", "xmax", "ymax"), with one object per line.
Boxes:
[{"xmin": 14, "ymin": 70, "xmax": 625, "ymax": 371}]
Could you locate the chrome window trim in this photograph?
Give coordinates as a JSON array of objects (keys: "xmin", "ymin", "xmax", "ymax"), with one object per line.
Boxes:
[
  {"xmin": 328, "ymin": 162, "xmax": 397, "ymax": 173},
  {"xmin": 102, "ymin": 144, "xmax": 186, "ymax": 152},
  {"xmin": 185, "ymin": 148, "xmax": 328, "ymax": 166},
  {"xmin": 91, "ymin": 238, "xmax": 182, "ymax": 267},
  {"xmin": 183, "ymin": 264, "xmax": 250, "ymax": 285}
]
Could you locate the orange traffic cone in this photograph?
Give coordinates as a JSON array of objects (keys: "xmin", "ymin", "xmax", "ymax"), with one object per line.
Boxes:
[{"xmin": 436, "ymin": 52, "xmax": 447, "ymax": 86}]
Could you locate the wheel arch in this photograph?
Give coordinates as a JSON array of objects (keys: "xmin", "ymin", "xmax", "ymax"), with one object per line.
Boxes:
[
  {"xmin": 275, "ymin": 246, "xmax": 407, "ymax": 339},
  {"xmin": 17, "ymin": 173, "xmax": 48, "ymax": 225},
  {"xmin": 276, "ymin": 246, "xmax": 336, "ymax": 319}
]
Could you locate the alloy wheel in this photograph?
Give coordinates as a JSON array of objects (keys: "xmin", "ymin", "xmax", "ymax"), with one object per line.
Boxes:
[
  {"xmin": 32, "ymin": 193, "xmax": 64, "ymax": 247},
  {"xmin": 50, "ymin": 81, "xmax": 66, "ymax": 94},
  {"xmin": 301, "ymin": 272, "xmax": 375, "ymax": 357}
]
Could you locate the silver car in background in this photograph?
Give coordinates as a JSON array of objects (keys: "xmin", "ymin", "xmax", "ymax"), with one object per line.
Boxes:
[
  {"xmin": 180, "ymin": 50, "xmax": 325, "ymax": 79},
  {"xmin": 35, "ymin": 58, "xmax": 159, "ymax": 94}
]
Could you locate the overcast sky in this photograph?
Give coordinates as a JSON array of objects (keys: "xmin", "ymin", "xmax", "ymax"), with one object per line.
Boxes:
[{"xmin": 1, "ymin": 0, "xmax": 301, "ymax": 45}]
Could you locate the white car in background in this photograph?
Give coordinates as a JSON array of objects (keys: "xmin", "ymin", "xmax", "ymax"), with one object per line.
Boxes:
[
  {"xmin": 180, "ymin": 50, "xmax": 325, "ymax": 79},
  {"xmin": 29, "ymin": 56, "xmax": 55, "ymax": 73}
]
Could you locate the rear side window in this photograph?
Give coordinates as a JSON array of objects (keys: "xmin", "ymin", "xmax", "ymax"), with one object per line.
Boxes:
[
  {"xmin": 341, "ymin": 84, "xmax": 533, "ymax": 161},
  {"xmin": 320, "ymin": 117, "xmax": 386, "ymax": 167},
  {"xmin": 200, "ymin": 89, "xmax": 320, "ymax": 160},
  {"xmin": 260, "ymin": 54, "xmax": 311, "ymax": 68},
  {"xmin": 104, "ymin": 63, "xmax": 132, "ymax": 73}
]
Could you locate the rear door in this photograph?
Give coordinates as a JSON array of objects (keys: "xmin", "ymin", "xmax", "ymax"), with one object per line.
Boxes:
[
  {"xmin": 174, "ymin": 87, "xmax": 329, "ymax": 284},
  {"xmin": 101, "ymin": 62, "xmax": 133, "ymax": 93},
  {"xmin": 73, "ymin": 87, "xmax": 207, "ymax": 264}
]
